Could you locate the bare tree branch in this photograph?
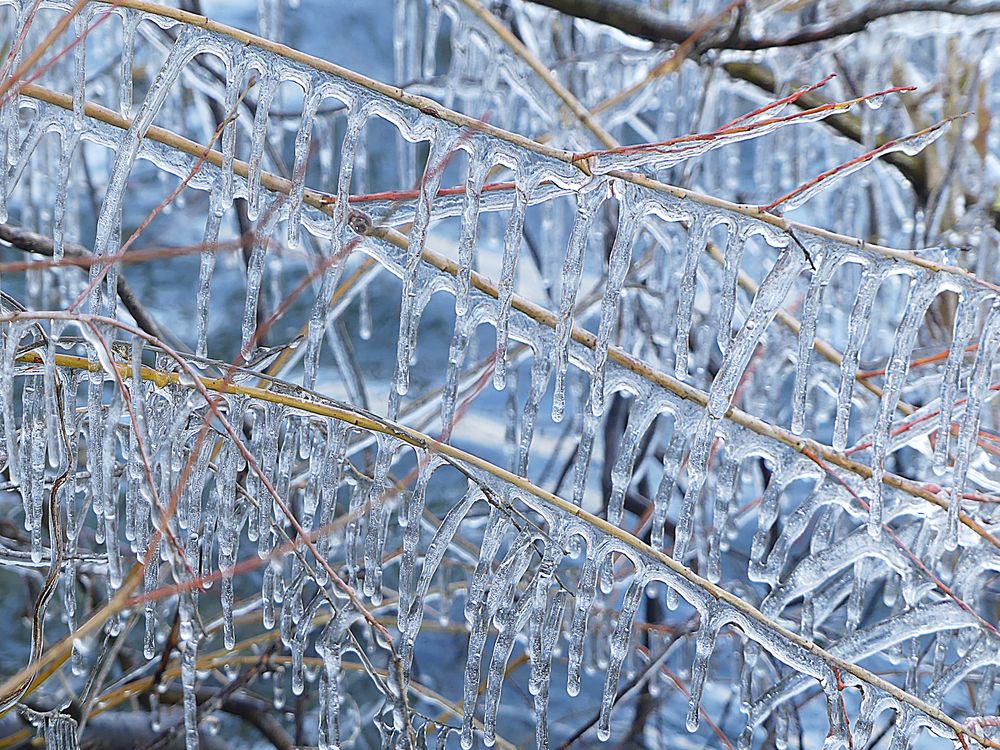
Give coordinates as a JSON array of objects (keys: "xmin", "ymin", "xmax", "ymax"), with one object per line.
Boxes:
[{"xmin": 522, "ymin": 0, "xmax": 1000, "ymax": 50}]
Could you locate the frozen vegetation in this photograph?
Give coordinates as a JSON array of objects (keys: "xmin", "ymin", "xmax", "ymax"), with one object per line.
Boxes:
[{"xmin": 0, "ymin": 0, "xmax": 998, "ymax": 748}]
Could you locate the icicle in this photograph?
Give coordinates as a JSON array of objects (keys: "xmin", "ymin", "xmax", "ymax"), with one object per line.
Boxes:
[
  {"xmin": 303, "ymin": 258, "xmax": 350, "ymax": 391},
  {"xmin": 0, "ymin": 323, "xmax": 25, "ymax": 486},
  {"xmin": 707, "ymin": 454, "xmax": 739, "ymax": 582},
  {"xmin": 493, "ymin": 169, "xmax": 533, "ymax": 390},
  {"xmin": 867, "ymin": 272, "xmax": 939, "ymax": 536},
  {"xmin": 717, "ymin": 222, "xmax": 752, "ymax": 356},
  {"xmin": 70, "ymin": 13, "xmax": 87, "ymax": 127},
  {"xmin": 318, "ymin": 618, "xmax": 345, "ymax": 750},
  {"xmin": 474, "ymin": 533, "xmax": 535, "ymax": 747},
  {"xmin": 393, "ymin": 129, "xmax": 460, "ymax": 396},
  {"xmin": 92, "ymin": 30, "xmax": 201, "ymax": 267},
  {"xmin": 791, "ymin": 246, "xmax": 841, "ymax": 434},
  {"xmin": 651, "ymin": 427, "xmax": 686, "ymax": 551},
  {"xmin": 246, "ymin": 73, "xmax": 278, "ymax": 221},
  {"xmin": 241, "ymin": 204, "xmax": 280, "ymax": 355},
  {"xmin": 125, "ymin": 344, "xmax": 146, "ymax": 549},
  {"xmin": 101, "ymin": 393, "xmax": 124, "ymax": 588},
  {"xmin": 571, "ymin": 410, "xmax": 599, "ymax": 506},
  {"xmin": 670, "ymin": 415, "xmax": 724, "ymax": 590},
  {"xmin": 196, "ymin": 190, "xmax": 223, "ymax": 359},
  {"xmin": 504, "ymin": 358, "xmax": 520, "ymax": 473},
  {"xmin": 597, "ymin": 575, "xmax": 646, "ymax": 741},
  {"xmin": 517, "ymin": 348, "xmax": 553, "ymax": 476},
  {"xmin": 344, "ymin": 477, "xmax": 365, "ymax": 591},
  {"xmin": 589, "ymin": 195, "xmax": 639, "ymax": 417},
  {"xmin": 118, "ymin": 9, "xmax": 139, "ymax": 116},
  {"xmin": 606, "ymin": 394, "xmax": 659, "ymax": 527},
  {"xmin": 481, "ymin": 595, "xmax": 532, "ymax": 748},
  {"xmin": 748, "ymin": 470, "xmax": 785, "ymax": 584},
  {"xmin": 286, "ymin": 85, "xmax": 322, "ymax": 249},
  {"xmin": 528, "ymin": 551, "xmax": 559, "ymax": 696},
  {"xmin": 397, "ymin": 457, "xmax": 435, "ymax": 641},
  {"xmin": 455, "ymin": 151, "xmax": 490, "ymax": 317},
  {"xmin": 143, "ymin": 539, "xmax": 160, "ymax": 660},
  {"xmin": 461, "ymin": 511, "xmax": 510, "ymax": 655},
  {"xmin": 48, "ymin": 712, "xmax": 79, "ymax": 750},
  {"xmin": 674, "ymin": 216, "xmax": 710, "ymax": 379},
  {"xmin": 401, "ymin": 485, "xmax": 481, "ymax": 669},
  {"xmin": 25, "ymin": 709, "xmax": 79, "ymax": 750},
  {"xmin": 51, "ymin": 131, "xmax": 78, "ymax": 262},
  {"xmin": 846, "ymin": 557, "xmax": 871, "ymax": 634},
  {"xmin": 946, "ymin": 301, "xmax": 1000, "ymax": 547},
  {"xmin": 24, "ymin": 378, "xmax": 46, "ymax": 563},
  {"xmin": 363, "ymin": 436, "xmax": 397, "ymax": 603},
  {"xmin": 551, "ymin": 183, "xmax": 606, "ymax": 422},
  {"xmin": 532, "ymin": 589, "xmax": 567, "ymax": 750},
  {"xmin": 833, "ymin": 264, "xmax": 885, "ymax": 450},
  {"xmin": 316, "ymin": 421, "xmax": 349, "ymax": 566},
  {"xmin": 181, "ymin": 634, "xmax": 199, "ymax": 750},
  {"xmin": 686, "ymin": 607, "xmax": 724, "ymax": 732},
  {"xmin": 566, "ymin": 549, "xmax": 603, "ymax": 696},
  {"xmin": 260, "ymin": 563, "xmax": 277, "ymax": 631},
  {"xmin": 218, "ymin": 61, "xmax": 245, "ymax": 212},
  {"xmin": 705, "ymin": 247, "xmax": 805, "ymax": 420},
  {"xmin": 933, "ymin": 293, "xmax": 981, "ymax": 471},
  {"xmin": 86, "ymin": 364, "xmax": 106, "ymax": 537},
  {"xmin": 217, "ymin": 438, "xmax": 244, "ymax": 650},
  {"xmin": 440, "ymin": 309, "xmax": 476, "ymax": 440}
]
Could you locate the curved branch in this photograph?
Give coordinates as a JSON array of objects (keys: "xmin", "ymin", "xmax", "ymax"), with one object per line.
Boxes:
[
  {"xmin": 522, "ymin": 0, "xmax": 1000, "ymax": 50},
  {"xmin": 156, "ymin": 686, "xmax": 295, "ymax": 750},
  {"xmin": 720, "ymin": 62, "xmax": 930, "ymax": 202}
]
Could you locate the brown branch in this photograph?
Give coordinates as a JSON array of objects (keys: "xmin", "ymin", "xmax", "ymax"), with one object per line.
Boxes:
[
  {"xmin": 522, "ymin": 0, "xmax": 1000, "ymax": 51},
  {"xmin": 155, "ymin": 684, "xmax": 295, "ymax": 750}
]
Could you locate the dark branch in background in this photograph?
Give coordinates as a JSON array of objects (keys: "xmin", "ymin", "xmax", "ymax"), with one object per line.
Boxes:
[
  {"xmin": 0, "ymin": 222, "xmax": 178, "ymax": 347},
  {"xmin": 155, "ymin": 684, "xmax": 295, "ymax": 750},
  {"xmin": 523, "ymin": 0, "xmax": 1000, "ymax": 50},
  {"xmin": 520, "ymin": 0, "xmax": 1000, "ymax": 202}
]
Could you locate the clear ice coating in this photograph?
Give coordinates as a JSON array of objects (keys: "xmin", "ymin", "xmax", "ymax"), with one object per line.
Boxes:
[{"xmin": 0, "ymin": 0, "xmax": 997, "ymax": 749}]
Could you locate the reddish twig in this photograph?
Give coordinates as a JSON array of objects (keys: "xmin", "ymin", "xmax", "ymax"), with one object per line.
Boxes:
[
  {"xmin": 716, "ymin": 73, "xmax": 837, "ymax": 131},
  {"xmin": 572, "ymin": 84, "xmax": 916, "ymax": 162},
  {"xmin": 759, "ymin": 115, "xmax": 965, "ymax": 212}
]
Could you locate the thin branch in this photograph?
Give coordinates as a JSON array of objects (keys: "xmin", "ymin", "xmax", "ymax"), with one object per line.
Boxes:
[{"xmin": 0, "ymin": 222, "xmax": 173, "ymax": 346}]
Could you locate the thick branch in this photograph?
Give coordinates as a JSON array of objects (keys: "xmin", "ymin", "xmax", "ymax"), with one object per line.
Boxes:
[
  {"xmin": 157, "ymin": 685, "xmax": 295, "ymax": 750},
  {"xmin": 523, "ymin": 0, "xmax": 1000, "ymax": 50}
]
